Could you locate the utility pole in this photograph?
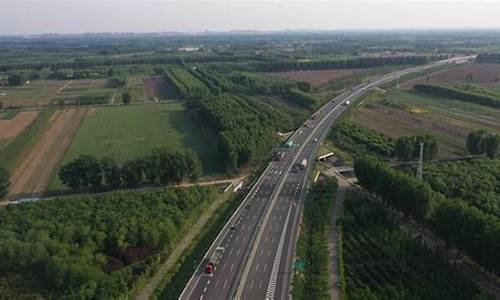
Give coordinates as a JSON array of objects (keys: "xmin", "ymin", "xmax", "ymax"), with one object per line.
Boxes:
[{"xmin": 417, "ymin": 142, "xmax": 424, "ymax": 181}]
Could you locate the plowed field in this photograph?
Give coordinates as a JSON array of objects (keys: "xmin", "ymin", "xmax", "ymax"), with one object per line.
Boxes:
[{"xmin": 7, "ymin": 108, "xmax": 87, "ymax": 200}]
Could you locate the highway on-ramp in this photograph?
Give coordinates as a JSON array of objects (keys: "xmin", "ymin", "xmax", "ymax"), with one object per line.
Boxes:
[{"xmin": 180, "ymin": 55, "xmax": 474, "ymax": 300}]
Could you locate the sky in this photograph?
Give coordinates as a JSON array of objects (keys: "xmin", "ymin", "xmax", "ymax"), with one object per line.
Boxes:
[{"xmin": 1, "ymin": 0, "xmax": 500, "ymax": 35}]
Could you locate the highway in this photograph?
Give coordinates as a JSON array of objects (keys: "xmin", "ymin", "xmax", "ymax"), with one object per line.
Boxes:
[{"xmin": 180, "ymin": 55, "xmax": 474, "ymax": 300}]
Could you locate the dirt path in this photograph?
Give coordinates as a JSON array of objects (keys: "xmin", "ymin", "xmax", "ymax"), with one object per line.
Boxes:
[
  {"xmin": 329, "ymin": 174, "xmax": 349, "ymax": 300},
  {"xmin": 111, "ymin": 91, "xmax": 116, "ymax": 105},
  {"xmin": 134, "ymin": 192, "xmax": 234, "ymax": 300},
  {"xmin": 57, "ymin": 80, "xmax": 73, "ymax": 94},
  {"xmin": 7, "ymin": 108, "xmax": 87, "ymax": 200}
]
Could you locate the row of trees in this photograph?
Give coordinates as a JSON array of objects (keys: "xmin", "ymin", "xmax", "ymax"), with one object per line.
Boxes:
[
  {"xmin": 190, "ymin": 66, "xmax": 313, "ymax": 100},
  {"xmin": 292, "ymin": 177, "xmax": 338, "ymax": 299},
  {"xmin": 59, "ymin": 148, "xmax": 201, "ymax": 191},
  {"xmin": 354, "ymin": 155, "xmax": 500, "ymax": 275},
  {"xmin": 162, "ymin": 67, "xmax": 211, "ymax": 99},
  {"xmin": 0, "ymin": 52, "xmax": 255, "ymax": 73},
  {"xmin": 467, "ymin": 130, "xmax": 500, "ymax": 158},
  {"xmin": 476, "ymin": 53, "xmax": 500, "ymax": 63},
  {"xmin": 341, "ymin": 193, "xmax": 485, "ymax": 299},
  {"xmin": 0, "ymin": 186, "xmax": 216, "ymax": 298},
  {"xmin": 191, "ymin": 95, "xmax": 277, "ymax": 171},
  {"xmin": 414, "ymin": 84, "xmax": 500, "ymax": 108},
  {"xmin": 245, "ymin": 55, "xmax": 436, "ymax": 72}
]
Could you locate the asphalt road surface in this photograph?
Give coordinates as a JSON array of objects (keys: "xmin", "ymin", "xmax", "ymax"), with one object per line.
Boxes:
[{"xmin": 180, "ymin": 56, "xmax": 474, "ymax": 300}]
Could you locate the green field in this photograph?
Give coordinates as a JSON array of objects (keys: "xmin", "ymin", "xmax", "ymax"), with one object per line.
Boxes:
[{"xmin": 51, "ymin": 103, "xmax": 224, "ymax": 189}]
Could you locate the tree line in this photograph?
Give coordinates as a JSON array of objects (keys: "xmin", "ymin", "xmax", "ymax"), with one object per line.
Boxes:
[
  {"xmin": 59, "ymin": 147, "xmax": 201, "ymax": 192},
  {"xmin": 414, "ymin": 84, "xmax": 500, "ymax": 108},
  {"xmin": 238, "ymin": 55, "xmax": 441, "ymax": 73},
  {"xmin": 340, "ymin": 192, "xmax": 487, "ymax": 299},
  {"xmin": 189, "ymin": 94, "xmax": 277, "ymax": 171},
  {"xmin": 354, "ymin": 155, "xmax": 500, "ymax": 276},
  {"xmin": 476, "ymin": 53, "xmax": 500, "ymax": 64},
  {"xmin": 467, "ymin": 129, "xmax": 500, "ymax": 158}
]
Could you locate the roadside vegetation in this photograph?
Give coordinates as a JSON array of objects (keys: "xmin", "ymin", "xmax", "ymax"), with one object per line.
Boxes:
[
  {"xmin": 340, "ymin": 191, "xmax": 490, "ymax": 299},
  {"xmin": 153, "ymin": 192, "xmax": 245, "ymax": 299},
  {"xmin": 292, "ymin": 177, "xmax": 338, "ymax": 299},
  {"xmin": 0, "ymin": 186, "xmax": 220, "ymax": 298}
]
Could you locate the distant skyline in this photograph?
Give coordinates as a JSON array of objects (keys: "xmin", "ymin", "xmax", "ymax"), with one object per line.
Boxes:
[{"xmin": 1, "ymin": 1, "xmax": 500, "ymax": 35}]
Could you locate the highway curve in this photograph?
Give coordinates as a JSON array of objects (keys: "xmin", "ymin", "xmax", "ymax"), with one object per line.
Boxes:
[{"xmin": 180, "ymin": 55, "xmax": 473, "ymax": 300}]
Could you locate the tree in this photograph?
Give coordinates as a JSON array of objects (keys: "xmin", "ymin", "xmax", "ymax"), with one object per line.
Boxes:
[
  {"xmin": 0, "ymin": 166, "xmax": 10, "ymax": 198},
  {"xmin": 394, "ymin": 136, "xmax": 416, "ymax": 161},
  {"xmin": 466, "ymin": 130, "xmax": 487, "ymax": 155},
  {"xmin": 415, "ymin": 135, "xmax": 438, "ymax": 161},
  {"xmin": 59, "ymin": 155, "xmax": 102, "ymax": 191},
  {"xmin": 100, "ymin": 157, "xmax": 122, "ymax": 189},
  {"xmin": 7, "ymin": 74, "xmax": 23, "ymax": 86},
  {"xmin": 122, "ymin": 91, "xmax": 131, "ymax": 105},
  {"xmin": 466, "ymin": 130, "xmax": 498, "ymax": 158},
  {"xmin": 121, "ymin": 158, "xmax": 145, "ymax": 188},
  {"xmin": 484, "ymin": 134, "xmax": 500, "ymax": 158},
  {"xmin": 394, "ymin": 135, "xmax": 438, "ymax": 161}
]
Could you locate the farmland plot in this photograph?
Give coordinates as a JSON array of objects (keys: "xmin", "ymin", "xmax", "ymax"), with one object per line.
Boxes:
[
  {"xmin": 268, "ymin": 69, "xmax": 364, "ymax": 87},
  {"xmin": 143, "ymin": 76, "xmax": 177, "ymax": 101},
  {"xmin": 50, "ymin": 103, "xmax": 223, "ymax": 191},
  {"xmin": 0, "ymin": 111, "xmax": 38, "ymax": 145},
  {"xmin": 0, "ymin": 80, "xmax": 67, "ymax": 107},
  {"xmin": 7, "ymin": 108, "xmax": 87, "ymax": 200},
  {"xmin": 348, "ymin": 90, "xmax": 500, "ymax": 158},
  {"xmin": 405, "ymin": 63, "xmax": 500, "ymax": 88}
]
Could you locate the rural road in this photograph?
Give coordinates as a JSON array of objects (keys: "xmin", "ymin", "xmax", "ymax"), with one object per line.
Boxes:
[{"xmin": 180, "ymin": 55, "xmax": 474, "ymax": 300}]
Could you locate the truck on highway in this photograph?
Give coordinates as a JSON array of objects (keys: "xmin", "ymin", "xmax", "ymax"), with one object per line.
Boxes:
[
  {"xmin": 204, "ymin": 246, "xmax": 225, "ymax": 275},
  {"xmin": 300, "ymin": 159, "xmax": 307, "ymax": 170}
]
